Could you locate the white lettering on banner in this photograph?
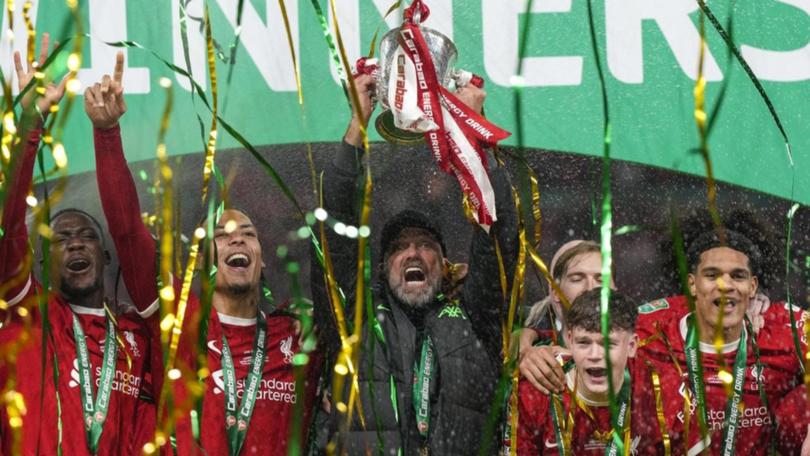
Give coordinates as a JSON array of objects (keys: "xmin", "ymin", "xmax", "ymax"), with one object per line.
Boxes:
[
  {"xmin": 78, "ymin": 0, "xmax": 151, "ymax": 94},
  {"xmin": 327, "ymin": 0, "xmax": 453, "ymax": 85},
  {"xmin": 741, "ymin": 0, "xmax": 810, "ymax": 82},
  {"xmin": 482, "ymin": 0, "xmax": 583, "ymax": 87},
  {"xmin": 0, "ymin": 0, "xmax": 40, "ymax": 95},
  {"xmin": 605, "ymin": 0, "xmax": 722, "ymax": 83},
  {"xmin": 215, "ymin": 0, "xmax": 300, "ymax": 92},
  {"xmin": 171, "ymin": 0, "xmax": 208, "ymax": 91}
]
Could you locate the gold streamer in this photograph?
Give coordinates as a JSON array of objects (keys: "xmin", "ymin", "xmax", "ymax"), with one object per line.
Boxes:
[
  {"xmin": 22, "ymin": 2, "xmax": 34, "ymax": 66},
  {"xmin": 528, "ymin": 171, "xmax": 542, "ymax": 245},
  {"xmin": 149, "ymin": 78, "xmax": 176, "ymax": 450},
  {"xmin": 646, "ymin": 361, "xmax": 672, "ymax": 456},
  {"xmin": 525, "ymin": 242, "xmax": 570, "ymax": 311},
  {"xmin": 366, "ymin": 1, "xmax": 402, "ymax": 58},
  {"xmin": 803, "ymin": 308, "xmax": 810, "ymax": 402},
  {"xmin": 693, "ymin": 10, "xmax": 724, "ymax": 239},
  {"xmin": 328, "ymin": 0, "xmax": 369, "ymax": 151},
  {"xmin": 199, "ymin": 5, "xmax": 219, "ymax": 206},
  {"xmin": 318, "ymin": 182, "xmax": 364, "ymax": 455},
  {"xmin": 277, "ymin": 0, "xmax": 303, "ymax": 105},
  {"xmin": 154, "ymin": 228, "xmax": 204, "ymax": 451},
  {"xmin": 276, "ymin": 0, "xmax": 320, "ymax": 203}
]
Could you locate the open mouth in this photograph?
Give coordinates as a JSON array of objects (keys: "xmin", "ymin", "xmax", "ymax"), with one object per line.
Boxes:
[
  {"xmin": 404, "ymin": 266, "xmax": 426, "ymax": 284},
  {"xmin": 66, "ymin": 258, "xmax": 91, "ymax": 273},
  {"xmin": 712, "ymin": 297, "xmax": 737, "ymax": 309},
  {"xmin": 225, "ymin": 253, "xmax": 251, "ymax": 269},
  {"xmin": 585, "ymin": 367, "xmax": 607, "ymax": 379}
]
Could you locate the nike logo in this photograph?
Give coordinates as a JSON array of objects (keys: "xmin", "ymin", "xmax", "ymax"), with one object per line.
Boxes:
[
  {"xmin": 544, "ymin": 438, "xmax": 558, "ymax": 449},
  {"xmin": 207, "ymin": 340, "xmax": 222, "ymax": 355}
]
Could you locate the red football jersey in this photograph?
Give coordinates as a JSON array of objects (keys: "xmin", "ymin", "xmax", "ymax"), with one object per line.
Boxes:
[
  {"xmin": 95, "ymin": 125, "xmax": 322, "ymax": 455},
  {"xmin": 636, "ymin": 295, "xmax": 808, "ymax": 455},
  {"xmin": 1, "ymin": 281, "xmax": 154, "ymax": 455},
  {"xmin": 517, "ymin": 358, "xmax": 674, "ymax": 455},
  {"xmin": 0, "ymin": 128, "xmax": 156, "ymax": 455},
  {"xmin": 171, "ymin": 311, "xmax": 320, "ymax": 455},
  {"xmin": 774, "ymin": 384, "xmax": 810, "ymax": 454}
]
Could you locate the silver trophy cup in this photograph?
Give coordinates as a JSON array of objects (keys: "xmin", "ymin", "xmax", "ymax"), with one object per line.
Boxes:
[{"xmin": 373, "ymin": 24, "xmax": 458, "ymax": 145}]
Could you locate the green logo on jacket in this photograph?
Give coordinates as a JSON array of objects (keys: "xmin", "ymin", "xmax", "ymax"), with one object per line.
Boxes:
[{"xmin": 438, "ymin": 305, "xmax": 467, "ymax": 320}]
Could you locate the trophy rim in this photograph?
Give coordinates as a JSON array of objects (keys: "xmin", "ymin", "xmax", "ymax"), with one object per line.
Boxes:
[
  {"xmin": 379, "ymin": 24, "xmax": 458, "ymax": 59},
  {"xmin": 375, "ymin": 110, "xmax": 426, "ymax": 146}
]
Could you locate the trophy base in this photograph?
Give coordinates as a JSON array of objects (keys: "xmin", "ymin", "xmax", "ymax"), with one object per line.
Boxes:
[{"xmin": 375, "ymin": 110, "xmax": 425, "ymax": 145}]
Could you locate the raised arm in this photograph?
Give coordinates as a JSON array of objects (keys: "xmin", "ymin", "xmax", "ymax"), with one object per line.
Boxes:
[
  {"xmin": 310, "ymin": 74, "xmax": 375, "ymax": 351},
  {"xmin": 457, "ymin": 86, "xmax": 519, "ymax": 364},
  {"xmin": 0, "ymin": 34, "xmax": 66, "ymax": 301},
  {"xmin": 86, "ymin": 52, "xmax": 159, "ymax": 317}
]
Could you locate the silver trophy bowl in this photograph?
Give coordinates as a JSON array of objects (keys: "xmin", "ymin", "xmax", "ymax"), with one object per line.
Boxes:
[{"xmin": 374, "ymin": 25, "xmax": 458, "ymax": 145}]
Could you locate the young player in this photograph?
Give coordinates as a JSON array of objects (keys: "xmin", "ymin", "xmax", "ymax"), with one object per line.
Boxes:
[
  {"xmin": 517, "ymin": 289, "xmax": 672, "ymax": 455},
  {"xmin": 519, "ymin": 240, "xmax": 613, "ymax": 395},
  {"xmin": 635, "ymin": 229, "xmax": 809, "ymax": 455}
]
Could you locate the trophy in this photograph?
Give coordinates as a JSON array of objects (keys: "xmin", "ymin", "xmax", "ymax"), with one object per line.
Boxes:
[
  {"xmin": 360, "ymin": 0, "xmax": 509, "ymax": 228},
  {"xmin": 370, "ymin": 14, "xmax": 475, "ymax": 145}
]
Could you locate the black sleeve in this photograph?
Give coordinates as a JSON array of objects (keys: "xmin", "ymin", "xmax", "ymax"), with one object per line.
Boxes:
[
  {"xmin": 462, "ymin": 163, "xmax": 519, "ymax": 365},
  {"xmin": 311, "ymin": 141, "xmax": 363, "ymax": 354}
]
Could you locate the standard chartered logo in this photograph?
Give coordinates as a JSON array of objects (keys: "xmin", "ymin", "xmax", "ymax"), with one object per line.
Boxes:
[
  {"xmin": 67, "ymin": 358, "xmax": 141, "ymax": 398},
  {"xmin": 211, "ymin": 369, "xmax": 297, "ymax": 404}
]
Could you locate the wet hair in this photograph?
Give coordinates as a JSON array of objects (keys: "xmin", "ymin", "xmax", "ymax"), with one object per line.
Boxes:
[
  {"xmin": 686, "ymin": 229, "xmax": 760, "ymax": 275},
  {"xmin": 552, "ymin": 241, "xmax": 600, "ymax": 281},
  {"xmin": 51, "ymin": 208, "xmax": 106, "ymax": 246},
  {"xmin": 564, "ymin": 289, "xmax": 638, "ymax": 333}
]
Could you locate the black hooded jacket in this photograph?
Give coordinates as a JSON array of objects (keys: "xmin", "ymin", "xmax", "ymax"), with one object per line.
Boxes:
[{"xmin": 311, "ymin": 142, "xmax": 518, "ymax": 455}]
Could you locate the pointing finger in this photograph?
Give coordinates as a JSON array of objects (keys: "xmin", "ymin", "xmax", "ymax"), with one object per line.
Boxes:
[
  {"xmin": 113, "ymin": 51, "xmax": 124, "ymax": 84},
  {"xmin": 37, "ymin": 32, "xmax": 50, "ymax": 69}
]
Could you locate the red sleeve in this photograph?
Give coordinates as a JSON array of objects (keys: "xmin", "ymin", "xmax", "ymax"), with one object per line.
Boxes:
[
  {"xmin": 517, "ymin": 379, "xmax": 550, "ymax": 455},
  {"xmin": 775, "ymin": 385, "xmax": 809, "ymax": 455},
  {"xmin": 0, "ymin": 126, "xmax": 41, "ymax": 303},
  {"xmin": 94, "ymin": 125, "xmax": 160, "ymax": 316}
]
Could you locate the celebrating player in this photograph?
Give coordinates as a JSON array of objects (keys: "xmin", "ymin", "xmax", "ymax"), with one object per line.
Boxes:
[
  {"xmin": 521, "ymin": 228, "xmax": 809, "ymax": 454},
  {"xmin": 518, "ymin": 289, "xmax": 675, "ymax": 454},
  {"xmin": 87, "ymin": 52, "xmax": 321, "ymax": 455},
  {"xmin": 0, "ymin": 34, "xmax": 158, "ymax": 455}
]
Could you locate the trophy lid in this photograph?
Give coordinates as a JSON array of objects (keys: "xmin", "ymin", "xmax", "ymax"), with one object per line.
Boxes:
[{"xmin": 376, "ymin": 24, "xmax": 458, "ymax": 110}]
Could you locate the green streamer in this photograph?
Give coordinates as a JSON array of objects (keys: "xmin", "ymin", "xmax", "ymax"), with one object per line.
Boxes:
[
  {"xmin": 670, "ymin": 210, "xmax": 710, "ymax": 445},
  {"xmin": 705, "ymin": 0, "xmax": 737, "ymax": 137},
  {"xmin": 785, "ymin": 203, "xmax": 805, "ymax": 373},
  {"xmin": 584, "ymin": 1, "xmax": 621, "ymax": 448},
  {"xmin": 306, "ymin": 0, "xmax": 348, "ymax": 93},
  {"xmin": 695, "ymin": 0, "xmax": 793, "ymax": 166}
]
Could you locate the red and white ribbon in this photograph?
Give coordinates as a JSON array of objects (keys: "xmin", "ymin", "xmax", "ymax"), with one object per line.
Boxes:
[{"xmin": 383, "ymin": 0, "xmax": 511, "ymax": 230}]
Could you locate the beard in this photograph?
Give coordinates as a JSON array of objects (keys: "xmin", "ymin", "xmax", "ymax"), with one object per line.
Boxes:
[
  {"xmin": 60, "ymin": 274, "xmax": 103, "ymax": 300},
  {"xmin": 390, "ymin": 275, "xmax": 441, "ymax": 308},
  {"xmin": 226, "ymin": 281, "xmax": 254, "ymax": 295}
]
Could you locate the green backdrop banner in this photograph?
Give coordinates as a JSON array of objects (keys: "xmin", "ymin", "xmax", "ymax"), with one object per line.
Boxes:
[{"xmin": 2, "ymin": 0, "xmax": 808, "ymax": 202}]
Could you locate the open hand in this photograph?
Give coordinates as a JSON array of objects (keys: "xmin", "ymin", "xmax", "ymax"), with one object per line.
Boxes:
[
  {"xmin": 746, "ymin": 292, "xmax": 771, "ymax": 334},
  {"xmin": 343, "ymin": 73, "xmax": 376, "ymax": 147},
  {"xmin": 519, "ymin": 342, "xmax": 569, "ymax": 394},
  {"xmin": 15, "ymin": 33, "xmax": 67, "ymax": 118},
  {"xmin": 84, "ymin": 51, "xmax": 127, "ymax": 129}
]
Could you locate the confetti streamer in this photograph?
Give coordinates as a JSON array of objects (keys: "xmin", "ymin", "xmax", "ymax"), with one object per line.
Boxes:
[
  {"xmin": 695, "ymin": 0, "xmax": 793, "ymax": 166},
  {"xmin": 199, "ymin": 4, "xmax": 219, "ymax": 207},
  {"xmin": 583, "ymin": 1, "xmax": 624, "ymax": 452},
  {"xmin": 785, "ymin": 203, "xmax": 806, "ymax": 372}
]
